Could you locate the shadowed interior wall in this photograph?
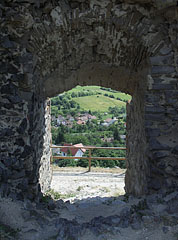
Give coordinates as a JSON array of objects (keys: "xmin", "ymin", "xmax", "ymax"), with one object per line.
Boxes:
[{"xmin": 0, "ymin": 0, "xmax": 178, "ymax": 200}]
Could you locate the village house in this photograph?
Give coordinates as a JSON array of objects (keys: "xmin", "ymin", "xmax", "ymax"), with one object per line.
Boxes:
[
  {"xmin": 101, "ymin": 117, "xmax": 118, "ymax": 127},
  {"xmin": 66, "ymin": 115, "xmax": 75, "ymax": 121},
  {"xmin": 75, "ymin": 113, "xmax": 97, "ymax": 123},
  {"xmin": 65, "ymin": 120, "xmax": 73, "ymax": 128},
  {"xmin": 101, "ymin": 137, "xmax": 114, "ymax": 143},
  {"xmin": 76, "ymin": 120, "xmax": 86, "ymax": 125},
  {"xmin": 57, "ymin": 115, "xmax": 66, "ymax": 126},
  {"xmin": 80, "ymin": 115, "xmax": 88, "ymax": 121},
  {"xmin": 60, "ymin": 143, "xmax": 86, "ymax": 159},
  {"xmin": 53, "ymin": 113, "xmax": 97, "ymax": 127},
  {"xmin": 120, "ymin": 135, "xmax": 126, "ymax": 140},
  {"xmin": 89, "ymin": 115, "xmax": 97, "ymax": 120}
]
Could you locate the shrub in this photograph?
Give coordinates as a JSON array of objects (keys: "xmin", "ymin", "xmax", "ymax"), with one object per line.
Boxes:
[{"xmin": 57, "ymin": 159, "xmax": 77, "ymax": 167}]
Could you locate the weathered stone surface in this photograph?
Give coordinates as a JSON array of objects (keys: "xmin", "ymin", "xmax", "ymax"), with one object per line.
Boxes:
[
  {"xmin": 151, "ymin": 66, "xmax": 175, "ymax": 75},
  {"xmin": 1, "ymin": 191, "xmax": 178, "ymax": 240},
  {"xmin": 0, "ymin": 0, "xmax": 178, "ymax": 200}
]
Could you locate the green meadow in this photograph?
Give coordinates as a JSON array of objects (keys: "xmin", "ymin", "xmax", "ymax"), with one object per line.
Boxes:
[{"xmin": 73, "ymin": 95, "xmax": 125, "ymax": 112}]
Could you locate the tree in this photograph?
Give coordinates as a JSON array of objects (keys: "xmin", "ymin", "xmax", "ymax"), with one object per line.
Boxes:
[
  {"xmin": 70, "ymin": 110, "xmax": 76, "ymax": 117},
  {"xmin": 55, "ymin": 131, "xmax": 65, "ymax": 144},
  {"xmin": 55, "ymin": 126, "xmax": 65, "ymax": 144},
  {"xmin": 77, "ymin": 159, "xmax": 88, "ymax": 167},
  {"xmin": 51, "ymin": 127, "xmax": 58, "ymax": 144},
  {"xmin": 113, "ymin": 127, "xmax": 120, "ymax": 141},
  {"xmin": 70, "ymin": 100, "xmax": 76, "ymax": 108},
  {"xmin": 57, "ymin": 159, "xmax": 77, "ymax": 167},
  {"xmin": 71, "ymin": 92, "xmax": 77, "ymax": 98}
]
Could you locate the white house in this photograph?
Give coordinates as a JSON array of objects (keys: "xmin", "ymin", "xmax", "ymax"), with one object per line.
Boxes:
[
  {"xmin": 101, "ymin": 117, "xmax": 118, "ymax": 126},
  {"xmin": 60, "ymin": 143, "xmax": 86, "ymax": 160},
  {"xmin": 57, "ymin": 115, "xmax": 66, "ymax": 125},
  {"xmin": 120, "ymin": 135, "xmax": 126, "ymax": 140}
]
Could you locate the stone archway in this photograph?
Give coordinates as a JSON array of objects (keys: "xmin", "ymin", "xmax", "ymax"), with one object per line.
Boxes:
[{"xmin": 0, "ymin": 0, "xmax": 178, "ymax": 200}]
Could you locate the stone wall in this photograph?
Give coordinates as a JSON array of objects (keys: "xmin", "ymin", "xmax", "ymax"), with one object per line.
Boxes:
[
  {"xmin": 0, "ymin": 0, "xmax": 178, "ymax": 199},
  {"xmin": 146, "ymin": 46, "xmax": 178, "ymax": 192},
  {"xmin": 125, "ymin": 90, "xmax": 149, "ymax": 196},
  {"xmin": 39, "ymin": 99, "xmax": 52, "ymax": 194}
]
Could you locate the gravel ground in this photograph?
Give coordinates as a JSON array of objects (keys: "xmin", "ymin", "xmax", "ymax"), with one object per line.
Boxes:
[{"xmin": 51, "ymin": 167, "xmax": 126, "ymax": 202}]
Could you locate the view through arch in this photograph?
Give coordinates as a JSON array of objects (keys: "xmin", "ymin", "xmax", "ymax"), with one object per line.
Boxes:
[
  {"xmin": 49, "ymin": 85, "xmax": 131, "ymax": 201},
  {"xmin": 1, "ymin": 0, "xmax": 177, "ymax": 202},
  {"xmin": 1, "ymin": 0, "xmax": 178, "ymax": 238}
]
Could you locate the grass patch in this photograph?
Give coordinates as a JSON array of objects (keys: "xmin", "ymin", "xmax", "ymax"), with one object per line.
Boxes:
[
  {"xmin": 44, "ymin": 189, "xmax": 77, "ymax": 200},
  {"xmin": 77, "ymin": 186, "xmax": 83, "ymax": 191},
  {"xmin": 73, "ymin": 95, "xmax": 125, "ymax": 112}
]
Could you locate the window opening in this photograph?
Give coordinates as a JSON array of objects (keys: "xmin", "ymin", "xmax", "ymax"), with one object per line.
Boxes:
[{"xmin": 49, "ymin": 85, "xmax": 131, "ymax": 203}]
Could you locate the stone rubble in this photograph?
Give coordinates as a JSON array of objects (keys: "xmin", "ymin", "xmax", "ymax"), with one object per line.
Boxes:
[{"xmin": 1, "ymin": 191, "xmax": 178, "ymax": 240}]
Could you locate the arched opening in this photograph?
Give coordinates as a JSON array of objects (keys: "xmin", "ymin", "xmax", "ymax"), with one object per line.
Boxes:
[
  {"xmin": 1, "ymin": 1, "xmax": 178, "ymax": 238},
  {"xmin": 49, "ymin": 85, "xmax": 131, "ymax": 201},
  {"xmin": 1, "ymin": 0, "xmax": 177, "ymax": 203},
  {"xmin": 39, "ymin": 58, "xmax": 149, "ymax": 198}
]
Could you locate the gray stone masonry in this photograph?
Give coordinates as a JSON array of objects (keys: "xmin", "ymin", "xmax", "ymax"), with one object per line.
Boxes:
[{"xmin": 0, "ymin": 0, "xmax": 178, "ymax": 199}]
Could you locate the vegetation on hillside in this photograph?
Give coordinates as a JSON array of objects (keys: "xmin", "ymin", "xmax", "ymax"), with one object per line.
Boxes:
[
  {"xmin": 51, "ymin": 86, "xmax": 131, "ymax": 169},
  {"xmin": 51, "ymin": 85, "xmax": 131, "ymax": 117}
]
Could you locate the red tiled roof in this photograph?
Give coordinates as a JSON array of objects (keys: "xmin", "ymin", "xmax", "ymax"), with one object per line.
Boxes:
[
  {"xmin": 105, "ymin": 118, "xmax": 112, "ymax": 122},
  {"xmin": 77, "ymin": 120, "xmax": 86, "ymax": 125},
  {"xmin": 74, "ymin": 143, "xmax": 86, "ymax": 153},
  {"xmin": 90, "ymin": 115, "xmax": 97, "ymax": 119},
  {"xmin": 61, "ymin": 143, "xmax": 86, "ymax": 156}
]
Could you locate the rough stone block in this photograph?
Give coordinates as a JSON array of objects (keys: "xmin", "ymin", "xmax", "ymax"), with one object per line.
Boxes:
[
  {"xmin": 152, "ymin": 84, "xmax": 175, "ymax": 90},
  {"xmin": 145, "ymin": 113, "xmax": 165, "ymax": 121},
  {"xmin": 149, "ymin": 138, "xmax": 170, "ymax": 150},
  {"xmin": 159, "ymin": 46, "xmax": 172, "ymax": 55},
  {"xmin": 17, "ymin": 118, "xmax": 28, "ymax": 134},
  {"xmin": 151, "ymin": 66, "xmax": 175, "ymax": 75},
  {"xmin": 172, "ymin": 145, "xmax": 178, "ymax": 154},
  {"xmin": 150, "ymin": 54, "xmax": 173, "ymax": 65},
  {"xmin": 145, "ymin": 106, "xmax": 165, "ymax": 113},
  {"xmin": 146, "ymin": 128, "xmax": 161, "ymax": 137},
  {"xmin": 21, "ymin": 145, "xmax": 33, "ymax": 159},
  {"xmin": 153, "ymin": 151, "xmax": 170, "ymax": 159},
  {"xmin": 148, "ymin": 178, "xmax": 161, "ymax": 191}
]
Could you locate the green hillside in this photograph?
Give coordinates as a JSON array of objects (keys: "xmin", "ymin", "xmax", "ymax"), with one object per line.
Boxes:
[
  {"xmin": 73, "ymin": 95, "xmax": 125, "ymax": 112},
  {"xmin": 51, "ymin": 85, "xmax": 131, "ymax": 117},
  {"xmin": 67, "ymin": 86, "xmax": 131, "ymax": 102},
  {"xmin": 51, "ymin": 85, "xmax": 128, "ymax": 169}
]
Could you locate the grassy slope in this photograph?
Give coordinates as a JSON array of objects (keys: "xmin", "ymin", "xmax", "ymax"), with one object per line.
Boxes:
[
  {"xmin": 73, "ymin": 95, "xmax": 125, "ymax": 112},
  {"xmin": 67, "ymin": 86, "xmax": 131, "ymax": 102},
  {"xmin": 51, "ymin": 86, "xmax": 131, "ymax": 114}
]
